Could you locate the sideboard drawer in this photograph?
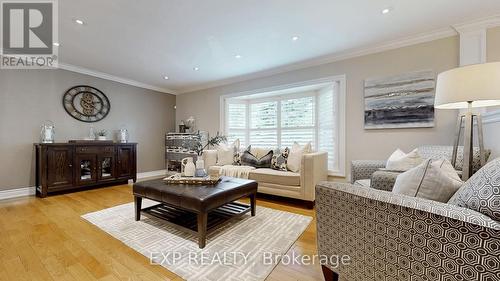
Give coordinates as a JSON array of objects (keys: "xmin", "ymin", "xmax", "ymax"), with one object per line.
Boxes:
[
  {"xmin": 102, "ymin": 146, "xmax": 115, "ymax": 153},
  {"xmin": 76, "ymin": 146, "xmax": 115, "ymax": 154}
]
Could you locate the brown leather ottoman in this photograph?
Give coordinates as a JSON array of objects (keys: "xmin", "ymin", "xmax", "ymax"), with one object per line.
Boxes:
[{"xmin": 133, "ymin": 177, "xmax": 257, "ymax": 248}]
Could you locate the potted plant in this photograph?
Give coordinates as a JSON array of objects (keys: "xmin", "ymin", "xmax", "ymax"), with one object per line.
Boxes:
[
  {"xmin": 183, "ymin": 132, "xmax": 227, "ymax": 177},
  {"xmin": 97, "ymin": 130, "xmax": 108, "ymax": 141}
]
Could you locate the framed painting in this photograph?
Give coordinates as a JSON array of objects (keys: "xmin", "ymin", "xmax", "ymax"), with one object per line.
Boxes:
[{"xmin": 364, "ymin": 70, "xmax": 436, "ymax": 129}]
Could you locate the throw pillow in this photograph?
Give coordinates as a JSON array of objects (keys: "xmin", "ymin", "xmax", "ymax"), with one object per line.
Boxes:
[
  {"xmin": 386, "ymin": 148, "xmax": 423, "ymax": 172},
  {"xmin": 392, "ymin": 158, "xmax": 463, "ymax": 203},
  {"xmin": 240, "ymin": 145, "xmax": 273, "ymax": 168},
  {"xmin": 216, "ymin": 139, "xmax": 240, "ymax": 165},
  {"xmin": 448, "ymin": 158, "xmax": 500, "ymax": 221},
  {"xmin": 271, "ymin": 147, "xmax": 289, "ymax": 171},
  {"xmin": 287, "ymin": 142, "xmax": 312, "ymax": 173}
]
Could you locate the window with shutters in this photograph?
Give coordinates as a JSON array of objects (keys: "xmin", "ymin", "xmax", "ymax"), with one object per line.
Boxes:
[{"xmin": 223, "ymin": 77, "xmax": 345, "ymax": 176}]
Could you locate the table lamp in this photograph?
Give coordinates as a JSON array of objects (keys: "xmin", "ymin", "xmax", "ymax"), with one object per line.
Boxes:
[{"xmin": 435, "ymin": 62, "xmax": 500, "ymax": 180}]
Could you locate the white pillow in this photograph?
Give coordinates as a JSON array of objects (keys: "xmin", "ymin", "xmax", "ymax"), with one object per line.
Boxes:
[
  {"xmin": 386, "ymin": 148, "xmax": 423, "ymax": 172},
  {"xmin": 392, "ymin": 158, "xmax": 463, "ymax": 203},
  {"xmin": 216, "ymin": 139, "xmax": 240, "ymax": 165},
  {"xmin": 287, "ymin": 142, "xmax": 312, "ymax": 173}
]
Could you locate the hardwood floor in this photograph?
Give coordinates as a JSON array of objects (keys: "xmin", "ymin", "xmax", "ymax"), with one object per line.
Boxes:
[{"xmin": 0, "ymin": 183, "xmax": 324, "ymax": 281}]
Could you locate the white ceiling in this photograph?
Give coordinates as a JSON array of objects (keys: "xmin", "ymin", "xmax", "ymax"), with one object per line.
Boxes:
[{"xmin": 58, "ymin": 0, "xmax": 500, "ymax": 94}]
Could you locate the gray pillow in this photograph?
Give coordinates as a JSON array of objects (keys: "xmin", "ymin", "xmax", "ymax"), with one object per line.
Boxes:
[
  {"xmin": 271, "ymin": 147, "xmax": 289, "ymax": 171},
  {"xmin": 392, "ymin": 158, "xmax": 463, "ymax": 203},
  {"xmin": 240, "ymin": 145, "xmax": 273, "ymax": 168},
  {"xmin": 448, "ymin": 158, "xmax": 500, "ymax": 221}
]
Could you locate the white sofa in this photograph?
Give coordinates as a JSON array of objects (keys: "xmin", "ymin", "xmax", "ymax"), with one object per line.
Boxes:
[{"xmin": 202, "ymin": 148, "xmax": 328, "ymax": 203}]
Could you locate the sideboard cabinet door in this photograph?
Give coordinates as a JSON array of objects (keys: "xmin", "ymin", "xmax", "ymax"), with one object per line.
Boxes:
[
  {"xmin": 117, "ymin": 145, "xmax": 135, "ymax": 179},
  {"xmin": 46, "ymin": 146, "xmax": 74, "ymax": 188}
]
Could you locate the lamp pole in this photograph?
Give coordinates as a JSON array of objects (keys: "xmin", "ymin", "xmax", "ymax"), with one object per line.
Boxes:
[{"xmin": 451, "ymin": 101, "xmax": 485, "ymax": 181}]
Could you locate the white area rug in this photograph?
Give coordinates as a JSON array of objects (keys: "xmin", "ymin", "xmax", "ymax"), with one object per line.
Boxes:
[{"xmin": 82, "ymin": 200, "xmax": 312, "ymax": 281}]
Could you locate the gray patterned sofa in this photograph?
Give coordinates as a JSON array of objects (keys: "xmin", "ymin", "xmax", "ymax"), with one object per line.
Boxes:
[
  {"xmin": 316, "ymin": 158, "xmax": 500, "ymax": 281},
  {"xmin": 351, "ymin": 145, "xmax": 491, "ymax": 191}
]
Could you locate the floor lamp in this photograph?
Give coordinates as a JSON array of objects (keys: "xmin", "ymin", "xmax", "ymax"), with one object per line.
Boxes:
[{"xmin": 435, "ymin": 62, "xmax": 500, "ymax": 180}]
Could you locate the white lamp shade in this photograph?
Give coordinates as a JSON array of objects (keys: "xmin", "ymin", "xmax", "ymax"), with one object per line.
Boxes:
[{"xmin": 435, "ymin": 62, "xmax": 500, "ymax": 109}]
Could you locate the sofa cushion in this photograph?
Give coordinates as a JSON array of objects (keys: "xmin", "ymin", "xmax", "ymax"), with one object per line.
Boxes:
[
  {"xmin": 386, "ymin": 148, "xmax": 423, "ymax": 172},
  {"xmin": 354, "ymin": 179, "xmax": 371, "ymax": 187},
  {"xmin": 249, "ymin": 168, "xmax": 300, "ymax": 186},
  {"xmin": 216, "ymin": 139, "xmax": 240, "ymax": 165},
  {"xmin": 271, "ymin": 148, "xmax": 289, "ymax": 171},
  {"xmin": 449, "ymin": 158, "xmax": 500, "ymax": 221},
  {"xmin": 250, "ymin": 147, "xmax": 274, "ymax": 159},
  {"xmin": 240, "ymin": 145, "xmax": 273, "ymax": 168},
  {"xmin": 287, "ymin": 142, "xmax": 312, "ymax": 172},
  {"xmin": 393, "ymin": 158, "xmax": 463, "ymax": 203}
]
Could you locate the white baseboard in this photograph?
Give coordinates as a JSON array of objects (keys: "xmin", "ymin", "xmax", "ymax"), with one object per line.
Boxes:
[
  {"xmin": 0, "ymin": 186, "xmax": 36, "ymax": 201},
  {"xmin": 136, "ymin": 169, "xmax": 167, "ymax": 179},
  {"xmin": 0, "ymin": 169, "xmax": 168, "ymax": 201}
]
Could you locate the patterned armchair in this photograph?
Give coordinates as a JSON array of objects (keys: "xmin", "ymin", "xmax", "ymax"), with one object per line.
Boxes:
[
  {"xmin": 315, "ymin": 181, "xmax": 500, "ymax": 281},
  {"xmin": 351, "ymin": 145, "xmax": 491, "ymax": 191}
]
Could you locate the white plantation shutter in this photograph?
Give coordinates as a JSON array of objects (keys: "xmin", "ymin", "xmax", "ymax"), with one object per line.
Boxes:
[
  {"xmin": 250, "ymin": 102, "xmax": 277, "ymax": 129},
  {"xmin": 281, "ymin": 96, "xmax": 316, "ymax": 149},
  {"xmin": 281, "ymin": 128, "xmax": 315, "ymax": 148},
  {"xmin": 226, "ymin": 103, "xmax": 247, "ymax": 147},
  {"xmin": 281, "ymin": 97, "xmax": 314, "ymax": 127},
  {"xmin": 248, "ymin": 101, "xmax": 278, "ymax": 148},
  {"xmin": 249, "ymin": 130, "xmax": 278, "ymax": 148},
  {"xmin": 318, "ymin": 86, "xmax": 336, "ymax": 170},
  {"xmin": 227, "ymin": 103, "xmax": 246, "ymax": 129},
  {"xmin": 224, "ymin": 79, "xmax": 344, "ymax": 174}
]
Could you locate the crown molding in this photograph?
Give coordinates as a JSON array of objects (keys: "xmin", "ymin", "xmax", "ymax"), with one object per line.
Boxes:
[
  {"xmin": 179, "ymin": 14, "xmax": 500, "ymax": 94},
  {"xmin": 177, "ymin": 27, "xmax": 457, "ymax": 94},
  {"xmin": 0, "ymin": 51, "xmax": 177, "ymax": 94},
  {"xmin": 58, "ymin": 63, "xmax": 177, "ymax": 95},
  {"xmin": 453, "ymin": 14, "xmax": 500, "ymax": 33}
]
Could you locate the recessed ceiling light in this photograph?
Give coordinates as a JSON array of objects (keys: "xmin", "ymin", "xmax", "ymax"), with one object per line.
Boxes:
[
  {"xmin": 235, "ymin": 55, "xmax": 242, "ymax": 59},
  {"xmin": 75, "ymin": 19, "xmax": 84, "ymax": 25},
  {"xmin": 53, "ymin": 42, "xmax": 60, "ymax": 46},
  {"xmin": 382, "ymin": 8, "xmax": 391, "ymax": 14},
  {"xmin": 163, "ymin": 76, "xmax": 169, "ymax": 80},
  {"xmin": 193, "ymin": 67, "xmax": 199, "ymax": 71},
  {"xmin": 292, "ymin": 36, "xmax": 299, "ymax": 41}
]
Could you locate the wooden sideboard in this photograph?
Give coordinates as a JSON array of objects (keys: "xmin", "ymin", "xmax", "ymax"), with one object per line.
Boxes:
[{"xmin": 35, "ymin": 142, "xmax": 137, "ymax": 197}]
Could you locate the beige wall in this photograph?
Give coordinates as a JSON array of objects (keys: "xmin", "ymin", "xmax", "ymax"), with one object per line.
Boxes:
[
  {"xmin": 177, "ymin": 36, "xmax": 461, "ymax": 179},
  {"xmin": 484, "ymin": 26, "xmax": 500, "ymax": 159},
  {"xmin": 0, "ymin": 69, "xmax": 176, "ymax": 191}
]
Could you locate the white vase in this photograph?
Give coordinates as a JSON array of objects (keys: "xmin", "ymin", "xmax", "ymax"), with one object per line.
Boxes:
[
  {"xmin": 97, "ymin": 136, "xmax": 107, "ymax": 141},
  {"xmin": 182, "ymin": 157, "xmax": 196, "ymax": 177},
  {"xmin": 195, "ymin": 159, "xmax": 206, "ymax": 177}
]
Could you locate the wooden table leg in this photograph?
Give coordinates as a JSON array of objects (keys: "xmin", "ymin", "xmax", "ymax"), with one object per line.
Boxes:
[
  {"xmin": 197, "ymin": 212, "xmax": 207, "ymax": 248},
  {"xmin": 250, "ymin": 193, "xmax": 256, "ymax": 216},
  {"xmin": 134, "ymin": 196, "xmax": 142, "ymax": 221}
]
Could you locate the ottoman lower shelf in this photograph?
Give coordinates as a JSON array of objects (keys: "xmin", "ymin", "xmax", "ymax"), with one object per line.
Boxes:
[
  {"xmin": 133, "ymin": 177, "xmax": 258, "ymax": 248},
  {"xmin": 141, "ymin": 202, "xmax": 252, "ymax": 234}
]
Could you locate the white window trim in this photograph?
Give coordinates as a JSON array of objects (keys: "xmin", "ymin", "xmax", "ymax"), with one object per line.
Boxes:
[{"xmin": 220, "ymin": 75, "xmax": 346, "ymax": 177}]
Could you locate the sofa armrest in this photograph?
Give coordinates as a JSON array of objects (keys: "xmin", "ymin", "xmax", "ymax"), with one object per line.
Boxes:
[
  {"xmin": 370, "ymin": 170, "xmax": 400, "ymax": 191},
  {"xmin": 315, "ymin": 182, "xmax": 500, "ymax": 280},
  {"xmin": 350, "ymin": 160, "xmax": 386, "ymax": 183},
  {"xmin": 300, "ymin": 151, "xmax": 328, "ymax": 201},
  {"xmin": 202, "ymin": 149, "xmax": 218, "ymax": 171}
]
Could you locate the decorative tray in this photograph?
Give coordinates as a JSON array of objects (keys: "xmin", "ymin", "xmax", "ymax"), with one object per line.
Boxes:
[{"xmin": 163, "ymin": 174, "xmax": 221, "ymax": 185}]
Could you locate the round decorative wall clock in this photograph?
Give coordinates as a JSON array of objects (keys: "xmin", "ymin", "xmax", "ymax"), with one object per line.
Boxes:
[{"xmin": 63, "ymin": 85, "xmax": 110, "ymax": 122}]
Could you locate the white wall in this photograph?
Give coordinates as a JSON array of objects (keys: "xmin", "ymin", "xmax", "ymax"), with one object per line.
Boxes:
[
  {"xmin": 0, "ymin": 69, "xmax": 176, "ymax": 190},
  {"xmin": 176, "ymin": 36, "xmax": 461, "ymax": 179},
  {"xmin": 484, "ymin": 26, "xmax": 500, "ymax": 159}
]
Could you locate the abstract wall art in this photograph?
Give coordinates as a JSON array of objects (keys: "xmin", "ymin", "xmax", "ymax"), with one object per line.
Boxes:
[{"xmin": 364, "ymin": 70, "xmax": 436, "ymax": 129}]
